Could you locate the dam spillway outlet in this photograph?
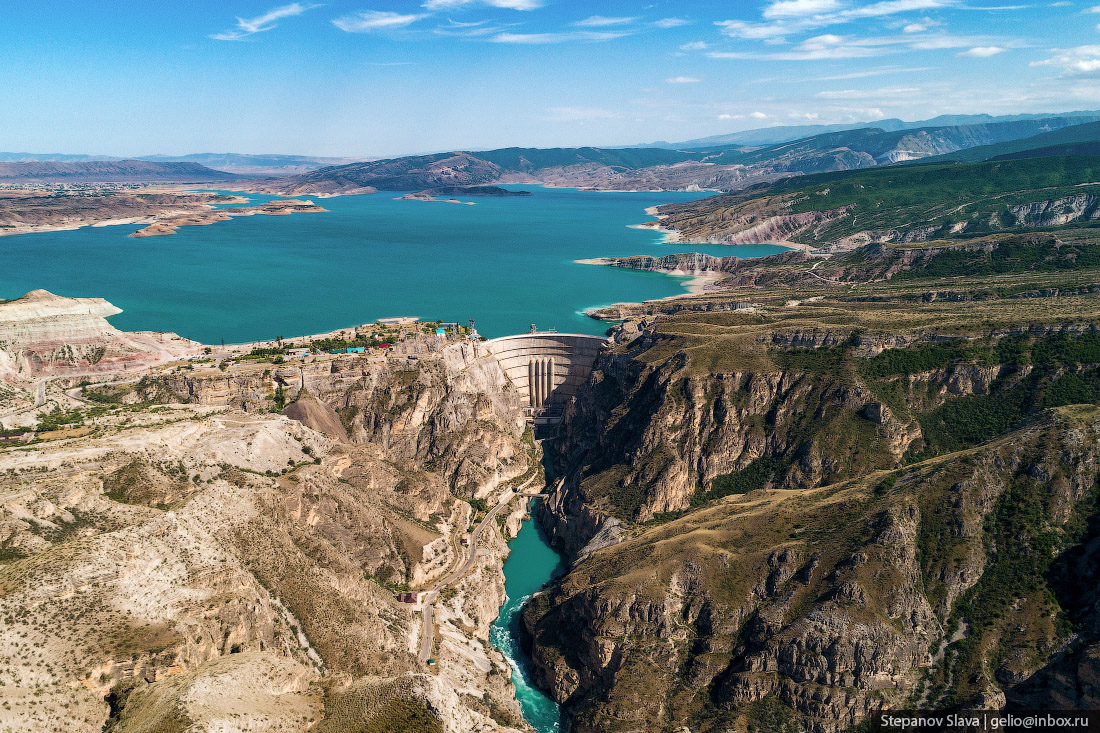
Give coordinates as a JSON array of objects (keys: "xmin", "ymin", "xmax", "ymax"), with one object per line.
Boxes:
[{"xmin": 482, "ymin": 332, "xmax": 607, "ymax": 424}]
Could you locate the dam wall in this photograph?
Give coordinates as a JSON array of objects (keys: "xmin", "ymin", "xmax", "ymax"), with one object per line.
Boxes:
[{"xmin": 482, "ymin": 332, "xmax": 608, "ymax": 424}]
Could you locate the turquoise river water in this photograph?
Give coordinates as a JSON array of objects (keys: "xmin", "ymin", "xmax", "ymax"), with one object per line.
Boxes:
[
  {"xmin": 1, "ymin": 185, "xmax": 789, "ymax": 731},
  {"xmin": 0, "ymin": 186, "xmax": 788, "ymax": 342},
  {"xmin": 490, "ymin": 502, "xmax": 569, "ymax": 731}
]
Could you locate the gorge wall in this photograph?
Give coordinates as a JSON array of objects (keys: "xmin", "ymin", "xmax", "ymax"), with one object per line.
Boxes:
[
  {"xmin": 0, "ymin": 328, "xmax": 542, "ymax": 732},
  {"xmin": 521, "ymin": 317, "xmax": 1100, "ymax": 733}
]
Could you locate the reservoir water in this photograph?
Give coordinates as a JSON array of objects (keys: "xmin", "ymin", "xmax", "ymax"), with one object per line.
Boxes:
[
  {"xmin": 0, "ymin": 186, "xmax": 789, "ymax": 342},
  {"xmin": 490, "ymin": 501, "xmax": 569, "ymax": 732}
]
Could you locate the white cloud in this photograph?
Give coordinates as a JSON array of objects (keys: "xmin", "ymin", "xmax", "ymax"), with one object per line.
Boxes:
[
  {"xmin": 711, "ymin": 30, "xmax": 994, "ymax": 59},
  {"xmin": 718, "ymin": 113, "xmax": 745, "ymax": 119},
  {"xmin": 816, "ymin": 86, "xmax": 921, "ymax": 98},
  {"xmin": 654, "ymin": 17, "xmax": 692, "ymax": 28},
  {"xmin": 715, "ymin": 18, "xmax": 813, "ymax": 39},
  {"xmin": 1087, "ymin": 3, "xmax": 1100, "ymax": 10},
  {"xmin": 763, "ymin": 0, "xmax": 843, "ymax": 18},
  {"xmin": 573, "ymin": 15, "xmax": 638, "ymax": 27},
  {"xmin": 958, "ymin": 45, "xmax": 1005, "ymax": 55},
  {"xmin": 666, "ymin": 76, "xmax": 702, "ymax": 83},
  {"xmin": 680, "ymin": 40, "xmax": 709, "ymax": 50},
  {"xmin": 490, "ymin": 30, "xmax": 631, "ymax": 43},
  {"xmin": 210, "ymin": 2, "xmax": 319, "ymax": 41},
  {"xmin": 903, "ymin": 21, "xmax": 929, "ymax": 30},
  {"xmin": 716, "ymin": 0, "xmax": 955, "ymax": 39},
  {"xmin": 789, "ymin": 112, "xmax": 821, "ymax": 119},
  {"xmin": 547, "ymin": 106, "xmax": 621, "ymax": 121},
  {"xmin": 333, "ymin": 11, "xmax": 429, "ymax": 32},
  {"xmin": 1031, "ymin": 44, "xmax": 1100, "ymax": 73},
  {"xmin": 422, "ymin": 0, "xmax": 543, "ymax": 9},
  {"xmin": 751, "ymin": 111, "xmax": 769, "ymax": 118},
  {"xmin": 846, "ymin": 0, "xmax": 954, "ymax": 17},
  {"xmin": 812, "ymin": 65, "xmax": 934, "ymax": 78},
  {"xmin": 433, "ymin": 18, "xmax": 518, "ymax": 36}
]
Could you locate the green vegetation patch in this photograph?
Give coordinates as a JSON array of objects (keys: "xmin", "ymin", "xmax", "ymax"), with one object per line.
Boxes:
[
  {"xmin": 102, "ymin": 459, "xmax": 192, "ymax": 509},
  {"xmin": 928, "ymin": 449, "xmax": 1096, "ymax": 707},
  {"xmin": 36, "ymin": 406, "xmax": 85, "ymax": 432},
  {"xmin": 860, "ymin": 340, "xmax": 990, "ymax": 378},
  {"xmin": 916, "ymin": 391, "xmax": 1028, "ymax": 456},
  {"xmin": 701, "ymin": 456, "xmax": 785, "ymax": 506}
]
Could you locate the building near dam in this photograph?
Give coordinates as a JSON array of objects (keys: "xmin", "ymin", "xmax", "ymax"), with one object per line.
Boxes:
[{"xmin": 482, "ymin": 331, "xmax": 607, "ymax": 425}]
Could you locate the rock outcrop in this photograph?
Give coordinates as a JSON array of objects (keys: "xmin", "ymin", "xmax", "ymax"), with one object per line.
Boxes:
[{"xmin": 0, "ymin": 290, "xmax": 195, "ymax": 388}]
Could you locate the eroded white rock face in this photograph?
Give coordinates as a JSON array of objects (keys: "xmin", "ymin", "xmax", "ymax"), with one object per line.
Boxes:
[
  {"xmin": 0, "ymin": 290, "xmax": 203, "ymax": 393},
  {"xmin": 0, "ymin": 290, "xmax": 180, "ymax": 386},
  {"xmin": 0, "ymin": 289, "xmax": 122, "ymax": 323}
]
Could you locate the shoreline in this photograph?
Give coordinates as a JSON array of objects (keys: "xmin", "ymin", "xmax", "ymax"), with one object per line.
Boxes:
[
  {"xmin": 631, "ymin": 206, "xmax": 818, "ymax": 252},
  {"xmin": 129, "ymin": 199, "xmax": 326, "ymax": 237},
  {"xmin": 0, "ymin": 190, "xmax": 249, "ymax": 239},
  {"xmin": 575, "ymin": 257, "xmax": 727, "ymax": 297}
]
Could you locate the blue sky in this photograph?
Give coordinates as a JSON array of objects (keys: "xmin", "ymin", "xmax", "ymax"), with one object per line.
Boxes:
[{"xmin": 1, "ymin": 0, "xmax": 1097, "ymax": 156}]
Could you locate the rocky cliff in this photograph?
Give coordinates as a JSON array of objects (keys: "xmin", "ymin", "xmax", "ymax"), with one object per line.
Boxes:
[
  {"xmin": 0, "ymin": 290, "xmax": 196, "ymax": 389},
  {"xmin": 522, "ymin": 308, "xmax": 1100, "ymax": 732},
  {"xmin": 1, "ymin": 329, "xmax": 536, "ymax": 731}
]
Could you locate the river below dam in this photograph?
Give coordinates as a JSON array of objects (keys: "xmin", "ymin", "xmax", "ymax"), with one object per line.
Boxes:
[
  {"xmin": 490, "ymin": 501, "xmax": 569, "ymax": 731},
  {"xmin": 0, "ymin": 185, "xmax": 788, "ymax": 343}
]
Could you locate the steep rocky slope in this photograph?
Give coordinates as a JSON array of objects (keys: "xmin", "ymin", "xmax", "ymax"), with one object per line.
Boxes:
[
  {"xmin": 651, "ymin": 155, "xmax": 1100, "ymax": 250},
  {"xmin": 583, "ymin": 233, "xmax": 1100, "ymax": 292},
  {"xmin": 0, "ymin": 324, "xmax": 538, "ymax": 731},
  {"xmin": 521, "ymin": 272, "xmax": 1100, "ymax": 731},
  {"xmin": 0, "ymin": 290, "xmax": 196, "ymax": 389}
]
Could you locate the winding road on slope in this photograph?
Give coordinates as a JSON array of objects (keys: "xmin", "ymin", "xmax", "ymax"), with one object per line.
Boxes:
[{"xmin": 418, "ymin": 477, "xmax": 546, "ymax": 664}]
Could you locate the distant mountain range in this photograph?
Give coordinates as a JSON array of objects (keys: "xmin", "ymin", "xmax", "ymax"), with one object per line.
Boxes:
[
  {"xmin": 252, "ymin": 114, "xmax": 1100, "ymax": 196},
  {"xmin": 8, "ymin": 110, "xmax": 1100, "ymax": 190},
  {"xmin": 640, "ymin": 109, "xmax": 1100, "ymax": 148},
  {"xmin": 916, "ymin": 120, "xmax": 1100, "ymax": 164},
  {"xmin": 0, "ymin": 153, "xmax": 367, "ymax": 176},
  {"xmin": 0, "ymin": 160, "xmax": 241, "ymax": 183}
]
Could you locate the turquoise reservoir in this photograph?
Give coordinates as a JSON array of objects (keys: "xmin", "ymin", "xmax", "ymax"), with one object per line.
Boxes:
[
  {"xmin": 490, "ymin": 501, "xmax": 568, "ymax": 731},
  {"xmin": 0, "ymin": 186, "xmax": 789, "ymax": 343}
]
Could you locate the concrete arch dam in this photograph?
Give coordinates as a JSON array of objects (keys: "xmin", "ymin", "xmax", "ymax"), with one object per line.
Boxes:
[{"xmin": 482, "ymin": 332, "xmax": 608, "ymax": 424}]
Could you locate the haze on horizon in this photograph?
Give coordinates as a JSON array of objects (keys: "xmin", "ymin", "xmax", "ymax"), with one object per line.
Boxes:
[{"xmin": 1, "ymin": 0, "xmax": 1092, "ymax": 158}]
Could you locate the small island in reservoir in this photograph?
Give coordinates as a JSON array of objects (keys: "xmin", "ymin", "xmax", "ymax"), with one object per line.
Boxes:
[
  {"xmin": 130, "ymin": 199, "xmax": 326, "ymax": 237},
  {"xmin": 398, "ymin": 185, "xmax": 532, "ymax": 203}
]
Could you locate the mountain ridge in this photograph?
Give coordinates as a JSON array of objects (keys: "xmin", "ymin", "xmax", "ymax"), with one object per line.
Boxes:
[{"xmin": 0, "ymin": 160, "xmax": 241, "ymax": 182}]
